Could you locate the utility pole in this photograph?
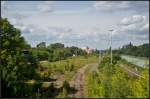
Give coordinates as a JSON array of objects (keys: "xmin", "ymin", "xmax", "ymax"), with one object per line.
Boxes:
[
  {"xmin": 76, "ymin": 39, "xmax": 78, "ymax": 56},
  {"xmin": 109, "ymin": 29, "xmax": 113, "ymax": 64},
  {"xmin": 99, "ymin": 50, "xmax": 101, "ymax": 64}
]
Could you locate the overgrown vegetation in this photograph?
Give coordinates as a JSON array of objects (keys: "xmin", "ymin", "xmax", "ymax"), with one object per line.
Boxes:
[
  {"xmin": 40, "ymin": 55, "xmax": 98, "ymax": 81},
  {"xmin": 86, "ymin": 54, "xmax": 149, "ymax": 98},
  {"xmin": 1, "ymin": 18, "xmax": 98, "ymax": 98},
  {"xmin": 1, "ymin": 18, "xmax": 149, "ymax": 98}
]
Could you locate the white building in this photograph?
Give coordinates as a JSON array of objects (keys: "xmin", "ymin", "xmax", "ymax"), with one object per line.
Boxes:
[{"xmin": 82, "ymin": 46, "xmax": 93, "ymax": 54}]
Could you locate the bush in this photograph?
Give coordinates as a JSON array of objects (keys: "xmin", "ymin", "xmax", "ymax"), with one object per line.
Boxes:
[
  {"xmin": 62, "ymin": 81, "xmax": 70, "ymax": 92},
  {"xmin": 112, "ymin": 54, "xmax": 121, "ymax": 64}
]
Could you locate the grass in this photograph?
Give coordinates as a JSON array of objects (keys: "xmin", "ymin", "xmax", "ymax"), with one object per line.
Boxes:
[
  {"xmin": 39, "ymin": 55, "xmax": 99, "ymax": 81},
  {"xmin": 40, "ymin": 55, "xmax": 98, "ymax": 68}
]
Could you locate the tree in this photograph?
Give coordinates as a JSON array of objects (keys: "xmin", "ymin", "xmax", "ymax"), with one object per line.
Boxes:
[
  {"xmin": 1, "ymin": 18, "xmax": 37, "ymax": 97},
  {"xmin": 37, "ymin": 42, "xmax": 46, "ymax": 48},
  {"xmin": 30, "ymin": 48, "xmax": 49, "ymax": 61},
  {"xmin": 48, "ymin": 43, "xmax": 64, "ymax": 50},
  {"xmin": 114, "ymin": 43, "xmax": 149, "ymax": 57}
]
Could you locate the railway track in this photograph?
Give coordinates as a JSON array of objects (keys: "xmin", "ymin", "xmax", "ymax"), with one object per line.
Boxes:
[{"xmin": 120, "ymin": 64, "xmax": 145, "ymax": 79}]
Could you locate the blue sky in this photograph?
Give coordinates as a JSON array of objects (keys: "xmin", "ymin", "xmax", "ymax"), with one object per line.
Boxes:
[{"xmin": 1, "ymin": 1, "xmax": 149, "ymax": 50}]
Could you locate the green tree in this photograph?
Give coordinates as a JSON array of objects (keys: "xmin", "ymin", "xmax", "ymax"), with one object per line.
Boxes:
[
  {"xmin": 37, "ymin": 42, "xmax": 46, "ymax": 48},
  {"xmin": 114, "ymin": 42, "xmax": 149, "ymax": 57},
  {"xmin": 48, "ymin": 43, "xmax": 64, "ymax": 50},
  {"xmin": 1, "ymin": 18, "xmax": 37, "ymax": 97}
]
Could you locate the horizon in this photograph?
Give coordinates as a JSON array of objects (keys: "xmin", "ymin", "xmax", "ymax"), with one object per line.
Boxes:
[
  {"xmin": 1, "ymin": 1, "xmax": 149, "ymax": 50},
  {"xmin": 30, "ymin": 41, "xmax": 148, "ymax": 51}
]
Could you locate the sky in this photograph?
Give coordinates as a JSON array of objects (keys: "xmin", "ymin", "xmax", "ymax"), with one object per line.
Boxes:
[{"xmin": 1, "ymin": 1, "xmax": 149, "ymax": 50}]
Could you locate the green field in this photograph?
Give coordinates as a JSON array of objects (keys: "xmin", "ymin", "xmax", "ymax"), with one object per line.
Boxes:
[{"xmin": 39, "ymin": 55, "xmax": 98, "ymax": 81}]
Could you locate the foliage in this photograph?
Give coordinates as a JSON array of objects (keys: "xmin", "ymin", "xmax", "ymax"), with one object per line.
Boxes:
[
  {"xmin": 47, "ymin": 43, "xmax": 64, "ymax": 50},
  {"xmin": 86, "ymin": 54, "xmax": 149, "ymax": 98},
  {"xmin": 40, "ymin": 55, "xmax": 98, "ymax": 81},
  {"xmin": 30, "ymin": 48, "xmax": 50, "ymax": 61},
  {"xmin": 113, "ymin": 42, "xmax": 149, "ymax": 57},
  {"xmin": 1, "ymin": 18, "xmax": 39, "ymax": 97},
  {"xmin": 110, "ymin": 69, "xmax": 132, "ymax": 97},
  {"xmin": 131, "ymin": 68, "xmax": 149, "ymax": 98},
  {"xmin": 37, "ymin": 42, "xmax": 46, "ymax": 48},
  {"xmin": 31, "ymin": 42, "xmax": 87, "ymax": 62}
]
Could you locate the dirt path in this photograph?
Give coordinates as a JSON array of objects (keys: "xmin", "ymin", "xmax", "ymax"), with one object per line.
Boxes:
[{"xmin": 69, "ymin": 63, "xmax": 98, "ymax": 98}]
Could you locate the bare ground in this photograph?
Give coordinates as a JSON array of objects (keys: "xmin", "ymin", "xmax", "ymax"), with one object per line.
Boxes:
[{"xmin": 69, "ymin": 63, "xmax": 98, "ymax": 98}]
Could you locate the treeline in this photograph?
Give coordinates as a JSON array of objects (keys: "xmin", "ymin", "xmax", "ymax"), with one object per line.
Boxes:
[
  {"xmin": 30, "ymin": 42, "xmax": 88, "ymax": 62},
  {"xmin": 113, "ymin": 42, "xmax": 149, "ymax": 57}
]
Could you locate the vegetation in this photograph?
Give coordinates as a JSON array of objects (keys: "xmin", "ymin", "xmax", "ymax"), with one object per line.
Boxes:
[
  {"xmin": 1, "ymin": 18, "xmax": 149, "ymax": 98},
  {"xmin": 85, "ymin": 54, "xmax": 149, "ymax": 98},
  {"xmin": 40, "ymin": 55, "xmax": 98, "ymax": 81},
  {"xmin": 113, "ymin": 42, "xmax": 149, "ymax": 57},
  {"xmin": 30, "ymin": 43, "xmax": 87, "ymax": 62},
  {"xmin": 1, "ymin": 18, "xmax": 39, "ymax": 97},
  {"xmin": 0, "ymin": 18, "xmax": 98, "ymax": 98}
]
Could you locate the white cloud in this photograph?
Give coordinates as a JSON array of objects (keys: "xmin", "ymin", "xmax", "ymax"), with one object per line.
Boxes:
[
  {"xmin": 94, "ymin": 1, "xmax": 148, "ymax": 13},
  {"xmin": 9, "ymin": 18, "xmax": 37, "ymax": 34},
  {"xmin": 120, "ymin": 15, "xmax": 148, "ymax": 34},
  {"xmin": 76, "ymin": 27, "xmax": 100, "ymax": 38},
  {"xmin": 1, "ymin": 1, "xmax": 8, "ymax": 17},
  {"xmin": 114, "ymin": 15, "xmax": 149, "ymax": 41},
  {"xmin": 135, "ymin": 34, "xmax": 149, "ymax": 40},
  {"xmin": 44, "ymin": 1, "xmax": 55, "ymax": 5},
  {"xmin": 2, "ymin": 1, "xmax": 148, "ymax": 49},
  {"xmin": 38, "ymin": 4, "xmax": 53, "ymax": 12},
  {"xmin": 37, "ymin": 1, "xmax": 55, "ymax": 12},
  {"xmin": 15, "ymin": 24, "xmax": 34, "ymax": 34},
  {"xmin": 140, "ymin": 23, "xmax": 149, "ymax": 31},
  {"xmin": 120, "ymin": 15, "xmax": 146, "ymax": 25},
  {"xmin": 94, "ymin": 1, "xmax": 130, "ymax": 11}
]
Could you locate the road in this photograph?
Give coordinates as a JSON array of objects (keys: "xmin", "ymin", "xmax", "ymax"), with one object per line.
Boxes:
[{"xmin": 69, "ymin": 63, "xmax": 98, "ymax": 98}]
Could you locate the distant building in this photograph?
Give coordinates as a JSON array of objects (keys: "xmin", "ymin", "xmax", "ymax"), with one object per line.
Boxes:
[{"xmin": 82, "ymin": 46, "xmax": 93, "ymax": 54}]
